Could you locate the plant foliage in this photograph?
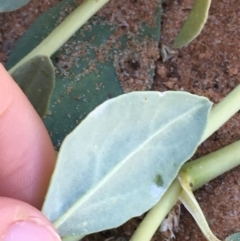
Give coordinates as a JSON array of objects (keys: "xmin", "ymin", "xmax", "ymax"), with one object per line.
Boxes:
[{"xmin": 42, "ymin": 91, "xmax": 211, "ymax": 239}]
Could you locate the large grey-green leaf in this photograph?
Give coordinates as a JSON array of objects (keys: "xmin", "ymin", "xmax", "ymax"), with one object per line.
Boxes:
[
  {"xmin": 0, "ymin": 0, "xmax": 30, "ymax": 12},
  {"xmin": 42, "ymin": 91, "xmax": 212, "ymax": 239},
  {"xmin": 11, "ymin": 55, "xmax": 55, "ymax": 117},
  {"xmin": 226, "ymin": 233, "xmax": 240, "ymax": 241}
]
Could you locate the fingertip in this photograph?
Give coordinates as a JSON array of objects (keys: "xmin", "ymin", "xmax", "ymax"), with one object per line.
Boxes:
[
  {"xmin": 1, "ymin": 220, "xmax": 61, "ymax": 241},
  {"xmin": 0, "ymin": 198, "xmax": 60, "ymax": 241}
]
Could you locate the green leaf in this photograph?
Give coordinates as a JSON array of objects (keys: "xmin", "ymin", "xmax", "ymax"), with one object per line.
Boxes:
[
  {"xmin": 178, "ymin": 174, "xmax": 220, "ymax": 241},
  {"xmin": 226, "ymin": 233, "xmax": 240, "ymax": 241},
  {"xmin": 0, "ymin": 0, "xmax": 30, "ymax": 12},
  {"xmin": 173, "ymin": 0, "xmax": 211, "ymax": 48},
  {"xmin": 6, "ymin": 0, "xmax": 161, "ymax": 149},
  {"xmin": 11, "ymin": 55, "xmax": 55, "ymax": 118},
  {"xmin": 42, "ymin": 91, "xmax": 212, "ymax": 239}
]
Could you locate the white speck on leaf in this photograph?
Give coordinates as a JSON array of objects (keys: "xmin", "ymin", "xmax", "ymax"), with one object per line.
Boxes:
[
  {"xmin": 150, "ymin": 185, "xmax": 164, "ymax": 200},
  {"xmin": 158, "ymin": 92, "xmax": 166, "ymax": 97},
  {"xmin": 90, "ymin": 101, "xmax": 111, "ymax": 119}
]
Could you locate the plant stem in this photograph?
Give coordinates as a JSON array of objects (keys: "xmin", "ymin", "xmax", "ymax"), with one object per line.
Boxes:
[
  {"xmin": 130, "ymin": 179, "xmax": 182, "ymax": 241},
  {"xmin": 182, "ymin": 140, "xmax": 240, "ymax": 191},
  {"xmin": 130, "ymin": 84, "xmax": 240, "ymax": 241},
  {"xmin": 9, "ymin": 0, "xmax": 110, "ymax": 74},
  {"xmin": 201, "ymin": 84, "xmax": 240, "ymax": 142}
]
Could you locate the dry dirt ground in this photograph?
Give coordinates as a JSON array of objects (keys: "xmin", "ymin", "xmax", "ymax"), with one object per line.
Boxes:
[{"xmin": 1, "ymin": 0, "xmax": 240, "ymax": 240}]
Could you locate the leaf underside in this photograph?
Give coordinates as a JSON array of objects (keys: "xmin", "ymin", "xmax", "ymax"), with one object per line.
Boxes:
[{"xmin": 42, "ymin": 91, "xmax": 212, "ymax": 239}]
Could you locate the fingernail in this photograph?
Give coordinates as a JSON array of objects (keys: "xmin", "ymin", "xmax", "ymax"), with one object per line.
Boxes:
[{"xmin": 1, "ymin": 220, "xmax": 61, "ymax": 241}]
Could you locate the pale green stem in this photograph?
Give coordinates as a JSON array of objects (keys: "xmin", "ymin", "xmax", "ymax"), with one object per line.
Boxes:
[
  {"xmin": 9, "ymin": 0, "xmax": 110, "ymax": 74},
  {"xmin": 201, "ymin": 84, "xmax": 240, "ymax": 142},
  {"xmin": 182, "ymin": 140, "xmax": 240, "ymax": 191},
  {"xmin": 130, "ymin": 85, "xmax": 240, "ymax": 241},
  {"xmin": 130, "ymin": 179, "xmax": 182, "ymax": 241}
]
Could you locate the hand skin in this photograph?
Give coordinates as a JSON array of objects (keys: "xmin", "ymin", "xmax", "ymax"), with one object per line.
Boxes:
[
  {"xmin": 0, "ymin": 64, "xmax": 60, "ymax": 240},
  {"xmin": 0, "ymin": 198, "xmax": 61, "ymax": 241}
]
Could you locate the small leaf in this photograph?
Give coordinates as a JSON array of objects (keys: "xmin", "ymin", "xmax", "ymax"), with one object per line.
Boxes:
[
  {"xmin": 173, "ymin": 0, "xmax": 211, "ymax": 48},
  {"xmin": 0, "ymin": 0, "xmax": 30, "ymax": 12},
  {"xmin": 226, "ymin": 233, "xmax": 240, "ymax": 241},
  {"xmin": 11, "ymin": 55, "xmax": 55, "ymax": 117},
  {"xmin": 178, "ymin": 173, "xmax": 220, "ymax": 241},
  {"xmin": 42, "ymin": 91, "xmax": 212, "ymax": 239}
]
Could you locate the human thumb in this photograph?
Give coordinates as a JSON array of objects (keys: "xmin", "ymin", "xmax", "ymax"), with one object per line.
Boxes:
[
  {"xmin": 0, "ymin": 64, "xmax": 56, "ymax": 209},
  {"xmin": 0, "ymin": 197, "xmax": 60, "ymax": 241}
]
